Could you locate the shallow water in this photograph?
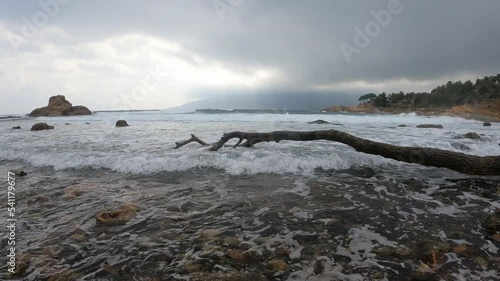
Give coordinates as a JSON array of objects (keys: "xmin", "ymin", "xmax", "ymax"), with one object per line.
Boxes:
[{"xmin": 0, "ymin": 111, "xmax": 499, "ymax": 280}]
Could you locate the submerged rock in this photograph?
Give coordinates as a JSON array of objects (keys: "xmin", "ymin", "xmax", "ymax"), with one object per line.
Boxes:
[
  {"xmin": 416, "ymin": 124, "xmax": 443, "ymax": 129},
  {"xmin": 116, "ymin": 120, "xmax": 129, "ymax": 127},
  {"xmin": 27, "ymin": 195, "xmax": 50, "ymax": 205},
  {"xmin": 308, "ymin": 119, "xmax": 330, "ymax": 124},
  {"xmin": 463, "ymin": 132, "xmax": 482, "ymax": 140},
  {"xmin": 484, "ymin": 211, "xmax": 500, "ymax": 231},
  {"xmin": 29, "ymin": 95, "xmax": 92, "ymax": 117},
  {"xmin": 266, "ymin": 259, "xmax": 288, "ymax": 272},
  {"xmin": 30, "ymin": 123, "xmax": 54, "ymax": 131},
  {"xmin": 11, "ymin": 170, "xmax": 27, "ymax": 177},
  {"xmin": 346, "ymin": 165, "xmax": 376, "ymax": 178},
  {"xmin": 12, "ymin": 126, "xmax": 21, "ymax": 129},
  {"xmin": 451, "ymin": 142, "xmax": 471, "ymax": 151},
  {"xmin": 398, "ymin": 124, "xmax": 408, "ymax": 127},
  {"xmin": 96, "ymin": 203, "xmax": 140, "ymax": 225}
]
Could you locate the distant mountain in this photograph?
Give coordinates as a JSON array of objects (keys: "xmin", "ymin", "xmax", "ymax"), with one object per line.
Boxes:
[{"xmin": 174, "ymin": 92, "xmax": 359, "ymax": 111}]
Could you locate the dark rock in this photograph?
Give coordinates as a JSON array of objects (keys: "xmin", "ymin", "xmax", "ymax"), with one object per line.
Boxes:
[
  {"xmin": 29, "ymin": 95, "xmax": 92, "ymax": 117},
  {"xmin": 308, "ymin": 119, "xmax": 330, "ymax": 124},
  {"xmin": 483, "ymin": 122, "xmax": 492, "ymax": 127},
  {"xmin": 416, "ymin": 124, "xmax": 443, "ymax": 129},
  {"xmin": 463, "ymin": 132, "xmax": 482, "ymax": 140},
  {"xmin": 85, "ymin": 123, "xmax": 90, "ymax": 125},
  {"xmin": 116, "ymin": 120, "xmax": 129, "ymax": 127},
  {"xmin": 313, "ymin": 259, "xmax": 325, "ymax": 275},
  {"xmin": 410, "ymin": 271, "xmax": 440, "ymax": 281},
  {"xmin": 30, "ymin": 123, "xmax": 54, "ymax": 131},
  {"xmin": 12, "ymin": 126, "xmax": 21, "ymax": 129},
  {"xmin": 65, "ymin": 123, "xmax": 71, "ymax": 125},
  {"xmin": 398, "ymin": 124, "xmax": 407, "ymax": 127},
  {"xmin": 11, "ymin": 170, "xmax": 27, "ymax": 177},
  {"xmin": 451, "ymin": 142, "xmax": 471, "ymax": 151},
  {"xmin": 346, "ymin": 165, "xmax": 376, "ymax": 178},
  {"xmin": 293, "ymin": 232, "xmax": 319, "ymax": 243},
  {"xmin": 484, "ymin": 211, "xmax": 500, "ymax": 232}
]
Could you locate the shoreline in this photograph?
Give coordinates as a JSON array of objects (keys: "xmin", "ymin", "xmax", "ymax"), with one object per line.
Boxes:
[{"xmin": 322, "ymin": 104, "xmax": 500, "ymax": 123}]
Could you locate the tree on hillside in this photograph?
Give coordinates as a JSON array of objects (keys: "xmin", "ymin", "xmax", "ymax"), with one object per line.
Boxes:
[{"xmin": 358, "ymin": 93, "xmax": 377, "ymax": 103}]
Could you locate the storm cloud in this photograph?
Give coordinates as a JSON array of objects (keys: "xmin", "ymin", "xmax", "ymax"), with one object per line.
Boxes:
[{"xmin": 1, "ymin": 0, "xmax": 499, "ymax": 114}]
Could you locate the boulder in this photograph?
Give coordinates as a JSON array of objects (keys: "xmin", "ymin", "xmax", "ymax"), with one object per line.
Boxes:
[
  {"xmin": 463, "ymin": 132, "xmax": 482, "ymax": 140},
  {"xmin": 116, "ymin": 120, "xmax": 129, "ymax": 127},
  {"xmin": 29, "ymin": 95, "xmax": 92, "ymax": 117},
  {"xmin": 12, "ymin": 126, "xmax": 21, "ymax": 129},
  {"xmin": 30, "ymin": 123, "xmax": 54, "ymax": 131},
  {"xmin": 308, "ymin": 119, "xmax": 330, "ymax": 124},
  {"xmin": 483, "ymin": 122, "xmax": 492, "ymax": 127},
  {"xmin": 416, "ymin": 124, "xmax": 443, "ymax": 129}
]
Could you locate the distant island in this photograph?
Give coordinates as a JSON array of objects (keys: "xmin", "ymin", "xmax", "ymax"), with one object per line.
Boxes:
[
  {"xmin": 29, "ymin": 95, "xmax": 92, "ymax": 117},
  {"xmin": 323, "ymin": 74, "xmax": 500, "ymax": 121}
]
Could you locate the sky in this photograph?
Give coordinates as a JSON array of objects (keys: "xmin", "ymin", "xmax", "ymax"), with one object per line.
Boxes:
[{"xmin": 1, "ymin": 0, "xmax": 500, "ymax": 114}]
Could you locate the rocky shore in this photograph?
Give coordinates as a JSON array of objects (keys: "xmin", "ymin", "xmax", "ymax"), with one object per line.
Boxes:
[{"xmin": 322, "ymin": 101, "xmax": 500, "ymax": 122}]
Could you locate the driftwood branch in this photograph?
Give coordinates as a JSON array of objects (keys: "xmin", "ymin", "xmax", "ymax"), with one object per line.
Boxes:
[
  {"xmin": 174, "ymin": 134, "xmax": 209, "ymax": 149},
  {"xmin": 175, "ymin": 130, "xmax": 500, "ymax": 175}
]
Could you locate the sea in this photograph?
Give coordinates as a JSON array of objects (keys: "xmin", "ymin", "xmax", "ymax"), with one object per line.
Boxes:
[{"xmin": 0, "ymin": 110, "xmax": 499, "ymax": 281}]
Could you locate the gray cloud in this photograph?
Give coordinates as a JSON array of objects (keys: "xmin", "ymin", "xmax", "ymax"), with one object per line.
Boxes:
[{"xmin": 1, "ymin": 0, "xmax": 499, "ymax": 114}]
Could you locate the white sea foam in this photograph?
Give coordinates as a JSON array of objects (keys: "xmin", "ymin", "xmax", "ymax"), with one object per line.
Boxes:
[{"xmin": 1, "ymin": 111, "xmax": 499, "ymax": 175}]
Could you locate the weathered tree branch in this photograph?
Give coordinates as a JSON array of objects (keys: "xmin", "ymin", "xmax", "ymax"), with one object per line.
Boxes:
[
  {"xmin": 174, "ymin": 134, "xmax": 209, "ymax": 149},
  {"xmin": 175, "ymin": 130, "xmax": 500, "ymax": 175}
]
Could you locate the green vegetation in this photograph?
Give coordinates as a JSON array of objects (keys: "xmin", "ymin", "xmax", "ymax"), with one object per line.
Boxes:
[{"xmin": 361, "ymin": 74, "xmax": 500, "ymax": 108}]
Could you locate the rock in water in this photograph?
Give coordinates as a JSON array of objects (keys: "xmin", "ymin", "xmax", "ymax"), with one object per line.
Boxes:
[
  {"xmin": 96, "ymin": 203, "xmax": 140, "ymax": 225},
  {"xmin": 483, "ymin": 122, "xmax": 492, "ymax": 127},
  {"xmin": 29, "ymin": 95, "xmax": 92, "ymax": 117},
  {"xmin": 30, "ymin": 123, "xmax": 54, "ymax": 131},
  {"xmin": 416, "ymin": 124, "xmax": 443, "ymax": 129},
  {"xmin": 451, "ymin": 142, "xmax": 471, "ymax": 151},
  {"xmin": 463, "ymin": 132, "xmax": 482, "ymax": 140},
  {"xmin": 116, "ymin": 120, "xmax": 129, "ymax": 127},
  {"xmin": 484, "ymin": 211, "xmax": 500, "ymax": 231},
  {"xmin": 11, "ymin": 170, "xmax": 27, "ymax": 176},
  {"xmin": 308, "ymin": 119, "xmax": 330, "ymax": 124},
  {"xmin": 12, "ymin": 126, "xmax": 21, "ymax": 129}
]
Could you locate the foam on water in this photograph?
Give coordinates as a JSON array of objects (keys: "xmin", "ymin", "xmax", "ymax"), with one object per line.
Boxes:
[{"xmin": 1, "ymin": 111, "xmax": 499, "ymax": 175}]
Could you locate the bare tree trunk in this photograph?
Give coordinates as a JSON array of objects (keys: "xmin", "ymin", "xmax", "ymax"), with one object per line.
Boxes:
[{"xmin": 174, "ymin": 130, "xmax": 500, "ymax": 176}]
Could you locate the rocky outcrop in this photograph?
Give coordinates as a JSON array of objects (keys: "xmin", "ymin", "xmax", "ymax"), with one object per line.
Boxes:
[
  {"xmin": 416, "ymin": 124, "xmax": 443, "ymax": 129},
  {"xmin": 30, "ymin": 123, "xmax": 54, "ymax": 131},
  {"xmin": 29, "ymin": 95, "xmax": 92, "ymax": 117},
  {"xmin": 116, "ymin": 120, "xmax": 129, "ymax": 127}
]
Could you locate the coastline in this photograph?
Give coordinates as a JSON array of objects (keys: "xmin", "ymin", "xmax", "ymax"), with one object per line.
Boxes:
[{"xmin": 322, "ymin": 102, "xmax": 500, "ymax": 123}]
